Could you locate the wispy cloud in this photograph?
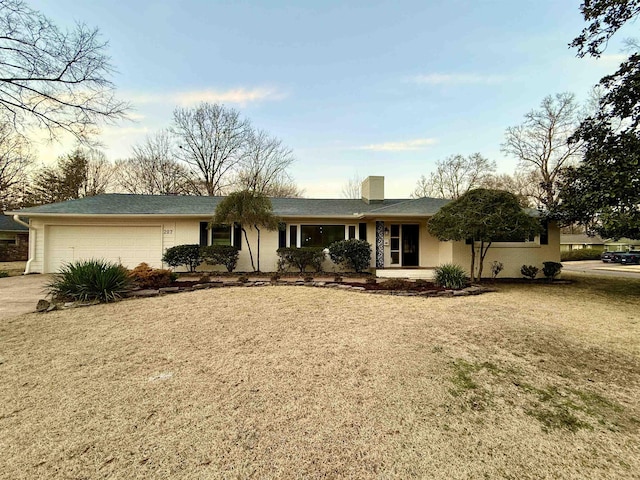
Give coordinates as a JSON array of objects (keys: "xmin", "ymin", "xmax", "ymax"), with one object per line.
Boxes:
[
  {"xmin": 409, "ymin": 73, "xmax": 508, "ymax": 85},
  {"xmin": 358, "ymin": 138, "xmax": 437, "ymax": 152},
  {"xmin": 129, "ymin": 87, "xmax": 286, "ymax": 107}
]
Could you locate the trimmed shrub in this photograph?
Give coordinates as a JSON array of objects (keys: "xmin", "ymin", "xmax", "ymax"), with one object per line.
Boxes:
[
  {"xmin": 490, "ymin": 261, "xmax": 504, "ymax": 279},
  {"xmin": 0, "ymin": 270, "xmax": 8, "ymax": 278},
  {"xmin": 277, "ymin": 247, "xmax": 326, "ymax": 273},
  {"xmin": 560, "ymin": 248, "xmax": 603, "ymax": 261},
  {"xmin": 162, "ymin": 244, "xmax": 202, "ymax": 272},
  {"xmin": 542, "ymin": 261, "xmax": 563, "ymax": 281},
  {"xmin": 433, "ymin": 263, "xmax": 468, "ymax": 289},
  {"xmin": 521, "ymin": 265, "xmax": 539, "ymax": 280},
  {"xmin": 47, "ymin": 259, "xmax": 132, "ymax": 303},
  {"xmin": 129, "ymin": 262, "xmax": 176, "ymax": 289},
  {"xmin": 328, "ymin": 239, "xmax": 372, "ymax": 273},
  {"xmin": 200, "ymin": 245, "xmax": 239, "ymax": 272}
]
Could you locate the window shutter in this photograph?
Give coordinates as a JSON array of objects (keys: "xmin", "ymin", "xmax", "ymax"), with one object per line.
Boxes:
[
  {"xmin": 233, "ymin": 223, "xmax": 242, "ymax": 250},
  {"xmin": 359, "ymin": 223, "xmax": 367, "ymax": 241},
  {"xmin": 540, "ymin": 220, "xmax": 549, "ymax": 245},
  {"xmin": 199, "ymin": 222, "xmax": 208, "ymax": 246},
  {"xmin": 278, "ymin": 224, "xmax": 286, "ymax": 248}
]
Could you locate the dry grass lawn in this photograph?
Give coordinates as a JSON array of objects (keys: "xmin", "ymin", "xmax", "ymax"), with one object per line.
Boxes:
[{"xmin": 1, "ymin": 275, "xmax": 639, "ymax": 479}]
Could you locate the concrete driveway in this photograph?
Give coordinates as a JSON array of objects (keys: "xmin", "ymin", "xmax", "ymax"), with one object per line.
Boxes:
[
  {"xmin": 562, "ymin": 260, "xmax": 640, "ymax": 278},
  {"xmin": 0, "ymin": 274, "xmax": 50, "ymax": 320}
]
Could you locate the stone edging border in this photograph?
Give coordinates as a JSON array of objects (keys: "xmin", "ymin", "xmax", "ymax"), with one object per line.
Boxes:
[{"xmin": 36, "ymin": 281, "xmax": 496, "ymax": 312}]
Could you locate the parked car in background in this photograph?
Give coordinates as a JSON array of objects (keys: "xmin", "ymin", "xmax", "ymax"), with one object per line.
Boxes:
[
  {"xmin": 601, "ymin": 251, "xmax": 622, "ymax": 263},
  {"xmin": 618, "ymin": 251, "xmax": 640, "ymax": 265}
]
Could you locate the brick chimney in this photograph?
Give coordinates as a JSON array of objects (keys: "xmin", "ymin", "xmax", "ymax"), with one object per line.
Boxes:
[{"xmin": 361, "ymin": 176, "xmax": 384, "ymax": 204}]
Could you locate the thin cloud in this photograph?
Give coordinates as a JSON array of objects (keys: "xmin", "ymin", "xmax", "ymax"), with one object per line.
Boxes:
[
  {"xmin": 410, "ymin": 73, "xmax": 508, "ymax": 85},
  {"xmin": 130, "ymin": 87, "xmax": 286, "ymax": 107},
  {"xmin": 358, "ymin": 138, "xmax": 437, "ymax": 152}
]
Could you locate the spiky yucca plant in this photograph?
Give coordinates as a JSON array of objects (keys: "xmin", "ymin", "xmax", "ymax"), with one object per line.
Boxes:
[
  {"xmin": 433, "ymin": 263, "xmax": 468, "ymax": 289},
  {"xmin": 47, "ymin": 259, "xmax": 132, "ymax": 303}
]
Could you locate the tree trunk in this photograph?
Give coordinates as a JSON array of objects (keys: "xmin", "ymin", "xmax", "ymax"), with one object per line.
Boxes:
[
  {"xmin": 242, "ymin": 227, "xmax": 255, "ymax": 271},
  {"xmin": 254, "ymin": 224, "xmax": 261, "ymax": 272},
  {"xmin": 477, "ymin": 241, "xmax": 492, "ymax": 282},
  {"xmin": 469, "ymin": 242, "xmax": 476, "ymax": 283}
]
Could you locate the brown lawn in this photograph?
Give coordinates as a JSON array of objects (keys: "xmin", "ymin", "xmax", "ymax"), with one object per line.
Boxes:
[{"xmin": 1, "ymin": 275, "xmax": 639, "ymax": 479}]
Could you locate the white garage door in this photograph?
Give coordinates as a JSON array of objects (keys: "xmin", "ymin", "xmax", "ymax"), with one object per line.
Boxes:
[{"xmin": 45, "ymin": 225, "xmax": 163, "ymax": 273}]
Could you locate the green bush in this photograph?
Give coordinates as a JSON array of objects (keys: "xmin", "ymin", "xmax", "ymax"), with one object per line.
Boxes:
[
  {"xmin": 433, "ymin": 263, "xmax": 468, "ymax": 289},
  {"xmin": 129, "ymin": 262, "xmax": 176, "ymax": 289},
  {"xmin": 276, "ymin": 247, "xmax": 326, "ymax": 273},
  {"xmin": 47, "ymin": 259, "xmax": 132, "ymax": 303},
  {"xmin": 521, "ymin": 265, "xmax": 539, "ymax": 280},
  {"xmin": 0, "ymin": 270, "xmax": 8, "ymax": 278},
  {"xmin": 162, "ymin": 244, "xmax": 202, "ymax": 272},
  {"xmin": 542, "ymin": 261, "xmax": 563, "ymax": 281},
  {"xmin": 200, "ymin": 245, "xmax": 239, "ymax": 272},
  {"xmin": 328, "ymin": 239, "xmax": 372, "ymax": 273},
  {"xmin": 560, "ymin": 248, "xmax": 603, "ymax": 261}
]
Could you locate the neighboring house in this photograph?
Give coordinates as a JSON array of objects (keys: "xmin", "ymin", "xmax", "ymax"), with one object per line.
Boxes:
[
  {"xmin": 0, "ymin": 215, "xmax": 29, "ymax": 261},
  {"xmin": 5, "ymin": 176, "xmax": 560, "ymax": 278},
  {"xmin": 560, "ymin": 234, "xmax": 605, "ymax": 252},
  {"xmin": 602, "ymin": 238, "xmax": 640, "ymax": 252}
]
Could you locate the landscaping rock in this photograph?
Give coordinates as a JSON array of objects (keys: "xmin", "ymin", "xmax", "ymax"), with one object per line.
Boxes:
[
  {"xmin": 46, "ymin": 303, "xmax": 58, "ymax": 312},
  {"xmin": 128, "ymin": 289, "xmax": 160, "ymax": 297},
  {"xmin": 452, "ymin": 290, "xmax": 470, "ymax": 296},
  {"xmin": 36, "ymin": 299, "xmax": 50, "ymax": 312},
  {"xmin": 159, "ymin": 286, "xmax": 181, "ymax": 294}
]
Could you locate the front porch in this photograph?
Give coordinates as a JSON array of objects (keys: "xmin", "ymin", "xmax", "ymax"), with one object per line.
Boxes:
[{"xmin": 375, "ymin": 267, "xmax": 436, "ymax": 280}]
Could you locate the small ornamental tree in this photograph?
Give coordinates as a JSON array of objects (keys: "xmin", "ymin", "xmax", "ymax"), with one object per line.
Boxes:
[
  {"xmin": 213, "ymin": 190, "xmax": 279, "ymax": 272},
  {"xmin": 162, "ymin": 244, "xmax": 202, "ymax": 272},
  {"xmin": 427, "ymin": 188, "xmax": 541, "ymax": 282},
  {"xmin": 328, "ymin": 239, "xmax": 372, "ymax": 273}
]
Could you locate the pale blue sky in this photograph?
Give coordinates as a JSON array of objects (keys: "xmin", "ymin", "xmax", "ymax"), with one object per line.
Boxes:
[{"xmin": 29, "ymin": 0, "xmax": 633, "ymax": 197}]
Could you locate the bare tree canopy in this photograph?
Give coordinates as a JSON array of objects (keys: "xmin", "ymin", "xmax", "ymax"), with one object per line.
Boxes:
[
  {"xmin": 172, "ymin": 102, "xmax": 251, "ymax": 195},
  {"xmin": 116, "ymin": 130, "xmax": 200, "ymax": 195},
  {"xmin": 0, "ymin": 0, "xmax": 128, "ymax": 141},
  {"xmin": 26, "ymin": 147, "xmax": 113, "ymax": 205},
  {"xmin": 502, "ymin": 93, "xmax": 584, "ymax": 210},
  {"xmin": 0, "ymin": 120, "xmax": 31, "ymax": 210},
  {"xmin": 412, "ymin": 153, "xmax": 496, "ymax": 199},
  {"xmin": 479, "ymin": 170, "xmax": 544, "ymax": 208},
  {"xmin": 235, "ymin": 129, "xmax": 302, "ymax": 197},
  {"xmin": 341, "ymin": 173, "xmax": 362, "ymax": 199}
]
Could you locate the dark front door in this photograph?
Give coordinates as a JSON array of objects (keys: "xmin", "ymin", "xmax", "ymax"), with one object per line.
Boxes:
[{"xmin": 402, "ymin": 224, "xmax": 419, "ymax": 266}]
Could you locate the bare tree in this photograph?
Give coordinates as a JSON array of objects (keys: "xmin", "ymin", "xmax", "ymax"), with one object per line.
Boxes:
[
  {"xmin": 412, "ymin": 153, "xmax": 496, "ymax": 199},
  {"xmin": 116, "ymin": 130, "xmax": 199, "ymax": 195},
  {"xmin": 172, "ymin": 103, "xmax": 251, "ymax": 195},
  {"xmin": 479, "ymin": 170, "xmax": 545, "ymax": 208},
  {"xmin": 25, "ymin": 147, "xmax": 113, "ymax": 205},
  {"xmin": 235, "ymin": 129, "xmax": 301, "ymax": 197},
  {"xmin": 0, "ymin": 121, "xmax": 31, "ymax": 210},
  {"xmin": 341, "ymin": 173, "xmax": 362, "ymax": 199},
  {"xmin": 0, "ymin": 0, "xmax": 128, "ymax": 141},
  {"xmin": 502, "ymin": 92, "xmax": 584, "ymax": 210}
]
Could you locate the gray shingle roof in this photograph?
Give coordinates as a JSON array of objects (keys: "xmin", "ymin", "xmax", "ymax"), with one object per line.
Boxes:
[
  {"xmin": 0, "ymin": 214, "xmax": 28, "ymax": 231},
  {"xmin": 8, "ymin": 194, "xmax": 451, "ymax": 218}
]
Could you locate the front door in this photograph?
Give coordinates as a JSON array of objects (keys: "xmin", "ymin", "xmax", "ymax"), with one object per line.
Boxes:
[{"xmin": 401, "ymin": 224, "xmax": 419, "ymax": 266}]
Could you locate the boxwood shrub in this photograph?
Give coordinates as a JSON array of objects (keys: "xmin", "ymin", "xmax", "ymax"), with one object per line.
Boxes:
[
  {"xmin": 200, "ymin": 245, "xmax": 240, "ymax": 272},
  {"xmin": 328, "ymin": 239, "xmax": 372, "ymax": 273},
  {"xmin": 276, "ymin": 247, "xmax": 325, "ymax": 273},
  {"xmin": 162, "ymin": 244, "xmax": 202, "ymax": 272}
]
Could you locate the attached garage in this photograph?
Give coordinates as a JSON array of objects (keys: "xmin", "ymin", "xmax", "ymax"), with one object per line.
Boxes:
[{"xmin": 45, "ymin": 225, "xmax": 163, "ymax": 273}]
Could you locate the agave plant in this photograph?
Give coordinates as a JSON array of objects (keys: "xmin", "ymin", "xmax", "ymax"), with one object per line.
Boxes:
[{"xmin": 47, "ymin": 259, "xmax": 132, "ymax": 303}]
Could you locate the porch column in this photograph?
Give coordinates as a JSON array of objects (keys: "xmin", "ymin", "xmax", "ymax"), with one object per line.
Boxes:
[{"xmin": 375, "ymin": 221, "xmax": 384, "ymax": 268}]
